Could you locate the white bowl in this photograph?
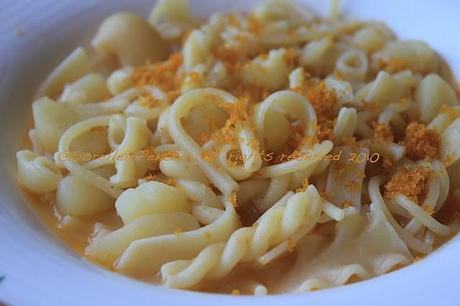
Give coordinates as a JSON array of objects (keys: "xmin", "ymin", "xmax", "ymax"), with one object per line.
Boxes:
[{"xmin": 1, "ymin": 1, "xmax": 459, "ymax": 305}]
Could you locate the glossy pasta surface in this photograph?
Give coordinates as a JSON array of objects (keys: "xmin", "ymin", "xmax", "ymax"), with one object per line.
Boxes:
[{"xmin": 16, "ymin": 0, "xmax": 460, "ymax": 295}]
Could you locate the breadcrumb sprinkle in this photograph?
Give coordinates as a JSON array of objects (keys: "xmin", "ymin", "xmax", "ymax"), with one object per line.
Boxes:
[
  {"xmin": 229, "ymin": 192, "xmax": 238, "ymax": 207},
  {"xmin": 342, "ymin": 200, "xmax": 353, "ymax": 208},
  {"xmin": 133, "ymin": 53, "xmax": 183, "ymax": 91},
  {"xmin": 295, "ymin": 80, "xmax": 338, "ymax": 142},
  {"xmin": 378, "ymin": 58, "xmax": 408, "ymax": 73},
  {"xmin": 373, "ymin": 122, "xmax": 393, "ymax": 142},
  {"xmin": 137, "ymin": 91, "xmax": 160, "ymax": 109},
  {"xmin": 384, "ymin": 166, "xmax": 433, "ymax": 204},
  {"xmin": 422, "ymin": 204, "xmax": 434, "ymax": 216},
  {"xmin": 295, "ymin": 178, "xmax": 309, "ymax": 193},
  {"xmin": 404, "ymin": 122, "xmax": 440, "ymax": 160},
  {"xmin": 287, "ymin": 238, "xmax": 296, "ymax": 252}
]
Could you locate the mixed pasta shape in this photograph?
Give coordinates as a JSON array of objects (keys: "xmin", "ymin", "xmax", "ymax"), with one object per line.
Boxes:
[{"xmin": 17, "ymin": 0, "xmax": 460, "ymax": 295}]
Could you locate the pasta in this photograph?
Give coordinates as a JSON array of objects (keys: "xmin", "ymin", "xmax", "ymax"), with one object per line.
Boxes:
[{"xmin": 16, "ymin": 0, "xmax": 460, "ymax": 296}]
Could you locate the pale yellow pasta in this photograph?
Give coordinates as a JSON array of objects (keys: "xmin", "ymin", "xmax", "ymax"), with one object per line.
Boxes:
[
  {"xmin": 68, "ymin": 88, "xmax": 139, "ymax": 119},
  {"xmin": 440, "ymin": 117, "xmax": 460, "ymax": 166},
  {"xmin": 69, "ymin": 129, "xmax": 108, "ymax": 158},
  {"xmin": 324, "ymin": 77, "xmax": 354, "ymax": 103},
  {"xmin": 159, "ymin": 156, "xmax": 209, "ymax": 184},
  {"xmin": 277, "ymin": 203, "xmax": 411, "ymax": 292},
  {"xmin": 372, "ymin": 40, "xmax": 439, "ymax": 74},
  {"xmin": 107, "ymin": 66, "xmax": 134, "ymax": 95},
  {"xmin": 148, "ymin": 0, "xmax": 194, "ymax": 40},
  {"xmin": 16, "ymin": 150, "xmax": 62, "ymax": 194},
  {"xmin": 86, "ymin": 212, "xmax": 199, "ymax": 264},
  {"xmin": 168, "ymin": 88, "xmax": 240, "ymax": 196},
  {"xmin": 161, "ymin": 187, "xmax": 322, "ymax": 288},
  {"xmin": 92, "ymin": 12, "xmax": 169, "ymax": 66},
  {"xmin": 335, "ymin": 49, "xmax": 368, "ymax": 81},
  {"xmin": 110, "ymin": 116, "xmax": 150, "ymax": 188},
  {"xmin": 60, "ymin": 73, "xmax": 110, "ymax": 104},
  {"xmin": 182, "ymin": 103, "xmax": 227, "ymax": 142},
  {"xmin": 116, "ymin": 200, "xmax": 240, "ymax": 275},
  {"xmin": 326, "ymin": 147, "xmax": 368, "ymax": 209},
  {"xmin": 32, "ymin": 97, "xmax": 78, "ymax": 152},
  {"xmin": 254, "ymin": 90, "xmax": 317, "ymax": 148},
  {"xmin": 351, "ymin": 24, "xmax": 392, "ymax": 53},
  {"xmin": 299, "ymin": 37, "xmax": 335, "ymax": 76},
  {"xmin": 237, "ymin": 179, "xmax": 270, "ymax": 207},
  {"xmin": 183, "ymin": 29, "xmax": 212, "ymax": 72},
  {"xmin": 357, "ymin": 71, "xmax": 403, "ymax": 106},
  {"xmin": 254, "ymin": 174, "xmax": 291, "ymax": 213},
  {"xmin": 333, "ymin": 107, "xmax": 357, "ymax": 139},
  {"xmin": 253, "ymin": 0, "xmax": 314, "ymax": 25},
  {"xmin": 56, "ymin": 175, "xmax": 113, "ymax": 217},
  {"xmin": 37, "ymin": 47, "xmax": 91, "ymax": 98},
  {"xmin": 115, "ymin": 181, "xmax": 189, "ymax": 224},
  {"xmin": 241, "ymin": 49, "xmax": 291, "ymax": 91},
  {"xmin": 416, "ymin": 74, "xmax": 457, "ymax": 123}
]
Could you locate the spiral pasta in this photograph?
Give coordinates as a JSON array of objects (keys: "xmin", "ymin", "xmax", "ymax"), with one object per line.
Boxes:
[{"xmin": 161, "ymin": 186, "xmax": 322, "ymax": 288}]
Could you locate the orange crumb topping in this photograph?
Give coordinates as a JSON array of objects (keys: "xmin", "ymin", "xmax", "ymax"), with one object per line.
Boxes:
[
  {"xmin": 373, "ymin": 122, "xmax": 393, "ymax": 142},
  {"xmin": 142, "ymin": 173, "xmax": 177, "ymax": 186},
  {"xmin": 89, "ymin": 126, "xmax": 106, "ymax": 133},
  {"xmin": 212, "ymin": 46, "xmax": 244, "ymax": 74},
  {"xmin": 333, "ymin": 70, "xmax": 345, "ymax": 80},
  {"xmin": 205, "ymin": 97, "xmax": 256, "ymax": 155},
  {"xmin": 247, "ymin": 14, "xmax": 262, "ymax": 34},
  {"xmin": 165, "ymin": 178, "xmax": 177, "ymax": 186},
  {"xmin": 133, "ymin": 53, "xmax": 183, "ymax": 91},
  {"xmin": 315, "ymin": 121, "xmax": 335, "ymax": 142},
  {"xmin": 361, "ymin": 101, "xmax": 383, "ymax": 113},
  {"xmin": 201, "ymin": 148, "xmax": 218, "ymax": 161},
  {"xmin": 378, "ymin": 58, "xmax": 408, "ymax": 73},
  {"xmin": 142, "ymin": 173, "xmax": 157, "ymax": 182},
  {"xmin": 287, "ymin": 121, "xmax": 305, "ymax": 149},
  {"xmin": 440, "ymin": 105, "xmax": 460, "ymax": 121},
  {"xmin": 345, "ymin": 179, "xmax": 361, "ymax": 193},
  {"xmin": 295, "ymin": 178, "xmax": 309, "ymax": 193},
  {"xmin": 333, "ymin": 163, "xmax": 347, "ymax": 179},
  {"xmin": 342, "ymin": 200, "xmax": 353, "ymax": 208},
  {"xmin": 422, "ymin": 204, "xmax": 434, "ymax": 216},
  {"xmin": 284, "ymin": 47, "xmax": 298, "ymax": 67},
  {"xmin": 305, "ymin": 81, "xmax": 338, "ymax": 122},
  {"xmin": 166, "ymin": 90, "xmax": 182, "ymax": 103},
  {"xmin": 187, "ymin": 72, "xmax": 204, "ymax": 85},
  {"xmin": 404, "ymin": 122, "xmax": 440, "ymax": 160},
  {"xmin": 229, "ymin": 193, "xmax": 238, "ymax": 207},
  {"xmin": 287, "ymin": 238, "xmax": 296, "ymax": 252},
  {"xmin": 197, "ymin": 132, "xmax": 210, "ymax": 146},
  {"xmin": 137, "ymin": 91, "xmax": 160, "ymax": 109},
  {"xmin": 295, "ymin": 80, "xmax": 338, "ymax": 142},
  {"xmin": 384, "ymin": 166, "xmax": 433, "ymax": 203},
  {"xmin": 231, "ymin": 84, "xmax": 271, "ymax": 103},
  {"xmin": 340, "ymin": 136, "xmax": 358, "ymax": 147},
  {"xmin": 381, "ymin": 155, "xmax": 394, "ymax": 172}
]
